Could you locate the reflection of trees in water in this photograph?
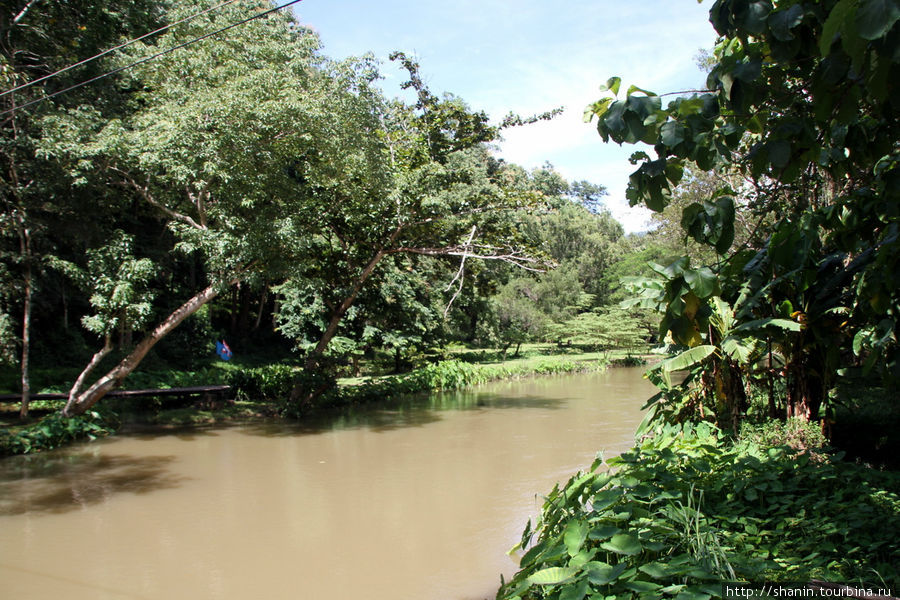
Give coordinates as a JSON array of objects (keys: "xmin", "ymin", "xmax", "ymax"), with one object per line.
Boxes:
[
  {"xmin": 243, "ymin": 390, "xmax": 569, "ymax": 437},
  {"xmin": 0, "ymin": 453, "xmax": 184, "ymax": 516}
]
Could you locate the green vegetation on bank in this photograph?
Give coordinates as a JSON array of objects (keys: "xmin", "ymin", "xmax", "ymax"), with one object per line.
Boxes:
[
  {"xmin": 498, "ymin": 423, "xmax": 900, "ymax": 600},
  {"xmin": 0, "ymin": 348, "xmax": 618, "ymax": 454}
]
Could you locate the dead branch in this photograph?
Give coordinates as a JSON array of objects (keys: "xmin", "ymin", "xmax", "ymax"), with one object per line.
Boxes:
[{"xmin": 442, "ymin": 225, "xmax": 477, "ymax": 317}]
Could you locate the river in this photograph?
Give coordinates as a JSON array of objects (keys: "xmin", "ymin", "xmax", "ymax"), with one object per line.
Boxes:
[{"xmin": 0, "ymin": 367, "xmax": 654, "ymax": 600}]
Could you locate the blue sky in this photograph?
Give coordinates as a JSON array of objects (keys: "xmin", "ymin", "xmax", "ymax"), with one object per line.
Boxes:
[{"xmin": 292, "ymin": 1, "xmax": 719, "ymax": 232}]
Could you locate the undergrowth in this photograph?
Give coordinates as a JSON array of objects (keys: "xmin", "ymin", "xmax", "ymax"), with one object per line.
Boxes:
[{"xmin": 499, "ymin": 422, "xmax": 900, "ymax": 600}]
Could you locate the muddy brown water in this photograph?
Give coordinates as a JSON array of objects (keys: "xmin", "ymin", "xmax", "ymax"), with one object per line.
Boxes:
[{"xmin": 0, "ymin": 368, "xmax": 654, "ymax": 600}]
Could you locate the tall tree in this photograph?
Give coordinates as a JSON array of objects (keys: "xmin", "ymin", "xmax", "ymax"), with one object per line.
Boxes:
[
  {"xmin": 39, "ymin": 0, "xmax": 387, "ymax": 415},
  {"xmin": 272, "ymin": 51, "xmax": 552, "ymax": 405}
]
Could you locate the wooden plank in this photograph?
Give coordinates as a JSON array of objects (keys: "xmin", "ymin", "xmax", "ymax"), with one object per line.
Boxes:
[{"xmin": 0, "ymin": 385, "xmax": 231, "ymax": 402}]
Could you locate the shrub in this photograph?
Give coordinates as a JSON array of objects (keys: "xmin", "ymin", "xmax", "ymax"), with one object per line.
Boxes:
[
  {"xmin": 275, "ymin": 368, "xmax": 338, "ymax": 418},
  {"xmin": 0, "ymin": 411, "xmax": 117, "ymax": 455},
  {"xmin": 738, "ymin": 417, "xmax": 828, "ymax": 455},
  {"xmin": 228, "ymin": 364, "xmax": 297, "ymax": 402},
  {"xmin": 610, "ymin": 355, "xmax": 647, "ymax": 367},
  {"xmin": 339, "ymin": 358, "xmax": 608, "ymax": 408}
]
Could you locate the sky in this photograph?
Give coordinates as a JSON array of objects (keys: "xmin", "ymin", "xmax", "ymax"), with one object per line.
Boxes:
[{"xmin": 291, "ymin": 0, "xmax": 719, "ymax": 232}]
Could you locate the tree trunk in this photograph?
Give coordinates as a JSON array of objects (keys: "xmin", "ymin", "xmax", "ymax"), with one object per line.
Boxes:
[
  {"xmin": 513, "ymin": 342, "xmax": 521, "ymax": 358},
  {"xmin": 785, "ymin": 346, "xmax": 825, "ymax": 422},
  {"xmin": 63, "ymin": 280, "xmax": 234, "ymax": 416},
  {"xmin": 468, "ymin": 310, "xmax": 478, "ymax": 343},
  {"xmin": 237, "ymin": 284, "xmax": 252, "ymax": 334},
  {"xmin": 252, "ymin": 286, "xmax": 268, "ymax": 331},
  {"xmin": 292, "ymin": 250, "xmax": 386, "ymax": 404},
  {"xmin": 19, "ymin": 252, "xmax": 32, "ymax": 419},
  {"xmin": 229, "ymin": 285, "xmax": 239, "ymax": 333}
]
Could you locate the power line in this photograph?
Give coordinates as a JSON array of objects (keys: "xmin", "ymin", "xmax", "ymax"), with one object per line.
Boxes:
[
  {"xmin": 0, "ymin": 0, "xmax": 304, "ymax": 118},
  {"xmin": 0, "ymin": 0, "xmax": 243, "ymax": 99}
]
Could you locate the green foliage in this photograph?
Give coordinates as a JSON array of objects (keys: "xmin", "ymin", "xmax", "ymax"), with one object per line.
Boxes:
[
  {"xmin": 738, "ymin": 417, "xmax": 828, "ymax": 455},
  {"xmin": 546, "ymin": 308, "xmax": 646, "ymax": 351},
  {"xmin": 0, "ymin": 410, "xmax": 116, "ymax": 455},
  {"xmin": 499, "ymin": 424, "xmax": 900, "ymax": 600},
  {"xmin": 610, "ymin": 355, "xmax": 647, "ymax": 367},
  {"xmin": 338, "ymin": 358, "xmax": 608, "ymax": 408},
  {"xmin": 78, "ymin": 231, "xmax": 157, "ymax": 338},
  {"xmin": 590, "ymin": 0, "xmax": 900, "ymax": 427},
  {"xmin": 228, "ymin": 364, "xmax": 297, "ymax": 403}
]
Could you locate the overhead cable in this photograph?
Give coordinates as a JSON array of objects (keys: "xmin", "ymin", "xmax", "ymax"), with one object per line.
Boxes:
[
  {"xmin": 0, "ymin": 0, "xmax": 304, "ymax": 118},
  {"xmin": 0, "ymin": 0, "xmax": 243, "ymax": 99}
]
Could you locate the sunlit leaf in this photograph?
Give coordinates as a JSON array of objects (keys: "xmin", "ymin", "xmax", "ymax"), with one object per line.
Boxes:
[{"xmin": 527, "ymin": 567, "xmax": 578, "ymax": 586}]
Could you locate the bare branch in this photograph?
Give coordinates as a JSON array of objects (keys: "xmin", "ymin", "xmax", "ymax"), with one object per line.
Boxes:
[
  {"xmin": 186, "ymin": 182, "xmax": 210, "ymax": 228},
  {"xmin": 442, "ymin": 225, "xmax": 477, "ymax": 317},
  {"xmin": 389, "ymin": 244, "xmax": 548, "ymax": 272}
]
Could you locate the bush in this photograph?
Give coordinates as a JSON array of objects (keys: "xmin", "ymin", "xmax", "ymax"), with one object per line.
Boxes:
[
  {"xmin": 275, "ymin": 368, "xmax": 338, "ymax": 418},
  {"xmin": 0, "ymin": 411, "xmax": 118, "ymax": 455},
  {"xmin": 499, "ymin": 423, "xmax": 900, "ymax": 599},
  {"xmin": 339, "ymin": 358, "xmax": 608, "ymax": 408},
  {"xmin": 228, "ymin": 364, "xmax": 297, "ymax": 402},
  {"xmin": 610, "ymin": 355, "xmax": 647, "ymax": 367}
]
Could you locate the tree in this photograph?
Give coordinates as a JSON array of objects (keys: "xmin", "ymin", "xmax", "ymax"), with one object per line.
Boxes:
[
  {"xmin": 38, "ymin": 0, "xmax": 393, "ymax": 415},
  {"xmin": 586, "ymin": 0, "xmax": 899, "ymax": 426},
  {"xmin": 269, "ymin": 54, "xmax": 551, "ymax": 406},
  {"xmin": 490, "ymin": 276, "xmax": 550, "ymax": 357}
]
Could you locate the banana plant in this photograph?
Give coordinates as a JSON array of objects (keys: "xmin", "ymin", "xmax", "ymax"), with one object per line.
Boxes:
[{"xmin": 627, "ymin": 255, "xmax": 802, "ymax": 431}]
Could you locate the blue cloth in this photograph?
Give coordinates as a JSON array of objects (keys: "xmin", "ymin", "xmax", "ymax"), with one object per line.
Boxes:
[{"xmin": 215, "ymin": 340, "xmax": 233, "ymax": 361}]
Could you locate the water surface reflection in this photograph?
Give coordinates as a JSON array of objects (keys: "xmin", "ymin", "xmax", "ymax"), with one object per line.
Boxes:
[{"xmin": 0, "ymin": 368, "xmax": 655, "ymax": 600}]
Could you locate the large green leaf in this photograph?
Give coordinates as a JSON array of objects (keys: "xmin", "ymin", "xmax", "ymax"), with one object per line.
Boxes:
[
  {"xmin": 527, "ymin": 566, "xmax": 578, "ymax": 586},
  {"xmin": 856, "ymin": 0, "xmax": 900, "ymax": 39},
  {"xmin": 732, "ymin": 318, "xmax": 801, "ymax": 333},
  {"xmin": 600, "ymin": 532, "xmax": 642, "ymax": 555},
  {"xmin": 639, "ymin": 561, "xmax": 674, "ymax": 579},
  {"xmin": 585, "ymin": 561, "xmax": 627, "ymax": 585},
  {"xmin": 721, "ymin": 335, "xmax": 757, "ymax": 364},
  {"xmin": 599, "ymin": 76, "xmax": 622, "ymax": 96},
  {"xmin": 768, "ymin": 4, "xmax": 805, "ymax": 41},
  {"xmin": 659, "ymin": 345, "xmax": 717, "ymax": 373},
  {"xmin": 684, "ymin": 267, "xmax": 718, "ymax": 299},
  {"xmin": 564, "ymin": 520, "xmax": 589, "ymax": 557},
  {"xmin": 559, "ymin": 578, "xmax": 590, "ymax": 600}
]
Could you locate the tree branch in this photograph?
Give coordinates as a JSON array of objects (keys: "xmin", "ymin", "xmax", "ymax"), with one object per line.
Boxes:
[
  {"xmin": 13, "ymin": 0, "xmax": 41, "ymax": 24},
  {"xmin": 110, "ymin": 167, "xmax": 206, "ymax": 230},
  {"xmin": 443, "ymin": 225, "xmax": 477, "ymax": 317},
  {"xmin": 389, "ymin": 244, "xmax": 547, "ymax": 272}
]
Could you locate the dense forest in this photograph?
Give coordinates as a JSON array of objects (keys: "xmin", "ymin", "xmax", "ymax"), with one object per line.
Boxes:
[{"xmin": 2, "ymin": 0, "xmax": 900, "ymax": 595}]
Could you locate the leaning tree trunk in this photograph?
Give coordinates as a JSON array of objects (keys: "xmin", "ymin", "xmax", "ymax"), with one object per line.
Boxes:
[
  {"xmin": 290, "ymin": 250, "xmax": 387, "ymax": 406},
  {"xmin": 63, "ymin": 281, "xmax": 230, "ymax": 417}
]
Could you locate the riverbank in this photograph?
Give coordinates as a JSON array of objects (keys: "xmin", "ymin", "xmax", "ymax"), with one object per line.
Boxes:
[{"xmin": 1, "ymin": 347, "xmax": 636, "ymax": 455}]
